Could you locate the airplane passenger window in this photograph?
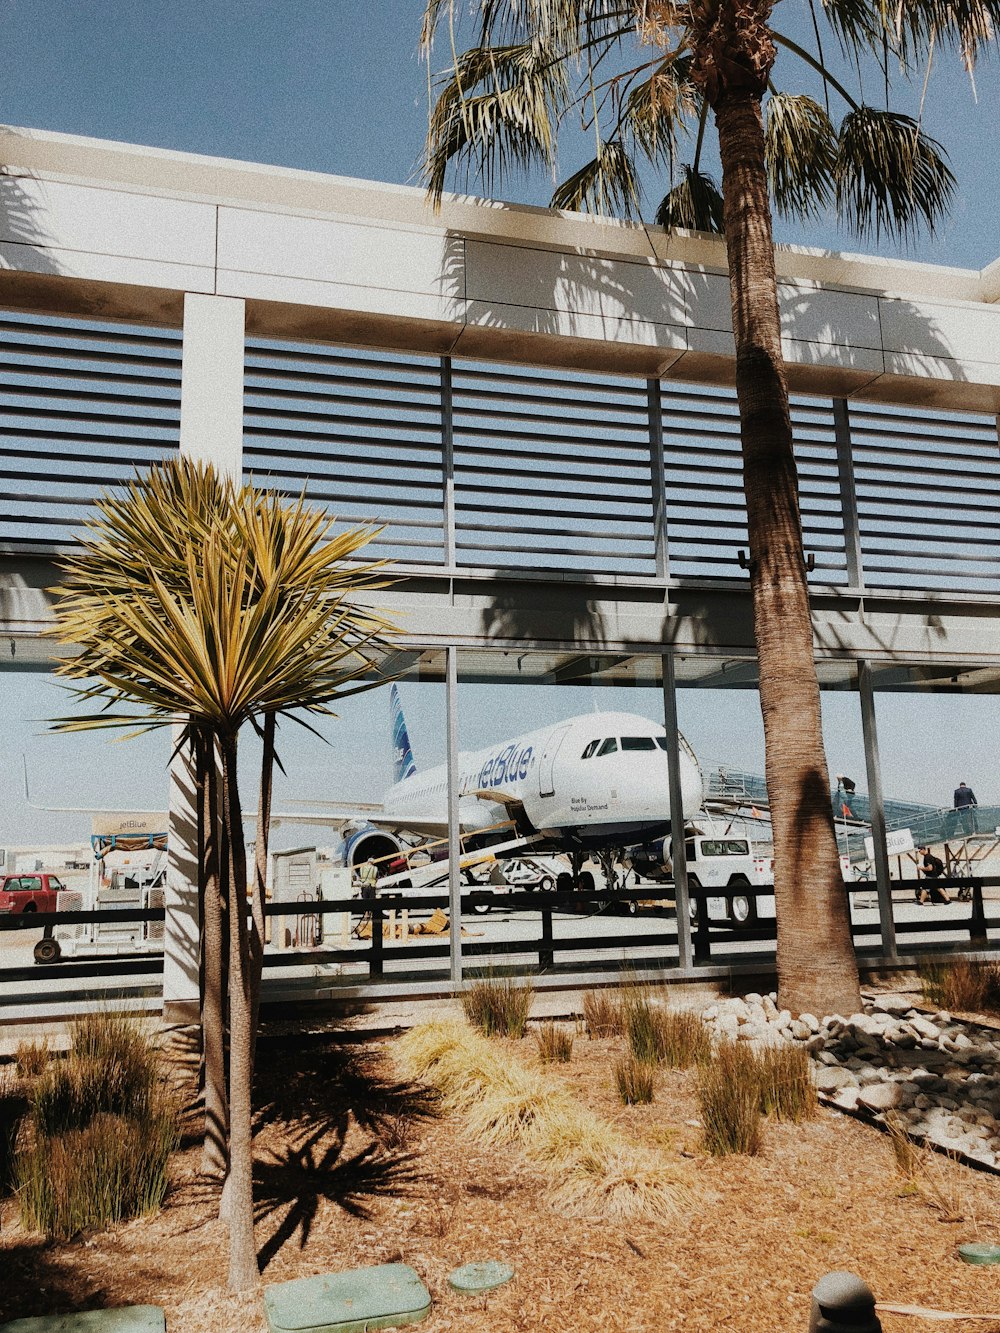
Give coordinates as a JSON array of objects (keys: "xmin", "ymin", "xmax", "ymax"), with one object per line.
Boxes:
[
  {"xmin": 597, "ymin": 738, "xmax": 618, "ymax": 756},
  {"xmin": 581, "ymin": 740, "xmax": 600, "ymax": 759},
  {"xmin": 621, "ymin": 736, "xmax": 657, "ymax": 751}
]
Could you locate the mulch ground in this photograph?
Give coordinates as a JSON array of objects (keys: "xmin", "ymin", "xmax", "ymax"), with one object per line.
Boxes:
[{"xmin": 3, "ymin": 1010, "xmax": 1000, "ymax": 1333}]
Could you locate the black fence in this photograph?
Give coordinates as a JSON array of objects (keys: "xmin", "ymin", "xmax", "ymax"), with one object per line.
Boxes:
[{"xmin": 1, "ymin": 879, "xmax": 999, "ymax": 1016}]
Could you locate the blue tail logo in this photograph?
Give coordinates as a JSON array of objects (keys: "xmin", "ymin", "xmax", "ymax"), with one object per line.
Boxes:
[{"xmin": 391, "ymin": 683, "xmax": 416, "ymax": 784}]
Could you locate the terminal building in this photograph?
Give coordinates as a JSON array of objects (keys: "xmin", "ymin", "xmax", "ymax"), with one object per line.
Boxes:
[{"xmin": 2, "ymin": 126, "xmax": 1000, "ymax": 1017}]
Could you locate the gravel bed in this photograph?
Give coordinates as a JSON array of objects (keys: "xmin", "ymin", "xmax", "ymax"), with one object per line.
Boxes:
[{"xmin": 699, "ymin": 991, "xmax": 1000, "ymax": 1169}]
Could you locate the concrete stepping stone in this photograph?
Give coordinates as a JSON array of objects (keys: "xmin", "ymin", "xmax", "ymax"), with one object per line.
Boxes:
[
  {"xmin": 264, "ymin": 1263, "xmax": 431, "ymax": 1333},
  {"xmin": 0, "ymin": 1308, "xmax": 165, "ymax": 1333},
  {"xmin": 448, "ymin": 1261, "xmax": 514, "ymax": 1294}
]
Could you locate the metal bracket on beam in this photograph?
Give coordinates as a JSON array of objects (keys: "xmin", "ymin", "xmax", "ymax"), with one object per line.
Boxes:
[{"xmin": 738, "ymin": 549, "xmax": 815, "ymax": 572}]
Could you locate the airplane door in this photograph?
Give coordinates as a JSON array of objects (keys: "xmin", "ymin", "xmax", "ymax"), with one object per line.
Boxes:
[{"xmin": 538, "ymin": 725, "xmax": 571, "ymax": 798}]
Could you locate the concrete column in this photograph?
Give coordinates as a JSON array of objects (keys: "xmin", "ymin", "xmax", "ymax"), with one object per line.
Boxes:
[
  {"xmin": 163, "ymin": 294, "xmax": 246, "ymax": 1018},
  {"xmin": 178, "ymin": 293, "xmax": 246, "ymax": 479}
]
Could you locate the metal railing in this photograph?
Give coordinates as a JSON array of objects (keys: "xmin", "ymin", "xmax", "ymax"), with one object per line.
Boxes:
[{"xmin": 3, "ymin": 879, "xmax": 999, "ymax": 1018}]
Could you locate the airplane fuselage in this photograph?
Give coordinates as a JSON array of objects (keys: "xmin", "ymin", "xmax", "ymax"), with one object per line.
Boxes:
[{"xmin": 382, "ymin": 711, "xmax": 703, "ymax": 849}]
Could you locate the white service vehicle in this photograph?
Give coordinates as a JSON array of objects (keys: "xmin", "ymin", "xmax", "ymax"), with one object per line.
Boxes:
[
  {"xmin": 685, "ymin": 836, "xmax": 774, "ymax": 928},
  {"xmin": 688, "ymin": 841, "xmax": 857, "ymax": 929}
]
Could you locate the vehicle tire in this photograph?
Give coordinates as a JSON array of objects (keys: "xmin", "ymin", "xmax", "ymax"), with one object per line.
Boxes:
[
  {"xmin": 556, "ymin": 872, "xmax": 574, "ymax": 893},
  {"xmin": 727, "ymin": 876, "xmax": 757, "ymax": 928},
  {"xmin": 538, "ymin": 876, "xmax": 554, "ymax": 893},
  {"xmin": 622, "ymin": 897, "xmax": 638, "ymax": 916},
  {"xmin": 688, "ymin": 876, "xmax": 702, "ymax": 926},
  {"xmin": 22, "ymin": 902, "xmax": 37, "ymax": 913},
  {"xmin": 470, "ymin": 894, "xmax": 492, "ymax": 915},
  {"xmin": 33, "ymin": 936, "xmax": 61, "ymax": 965},
  {"xmin": 578, "ymin": 871, "xmax": 596, "ymax": 894}
]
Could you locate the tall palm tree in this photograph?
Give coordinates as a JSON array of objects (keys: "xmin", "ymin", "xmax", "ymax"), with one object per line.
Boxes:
[
  {"xmin": 419, "ymin": 0, "xmax": 997, "ymax": 1017},
  {"xmin": 49, "ymin": 458, "xmax": 398, "ymax": 1290}
]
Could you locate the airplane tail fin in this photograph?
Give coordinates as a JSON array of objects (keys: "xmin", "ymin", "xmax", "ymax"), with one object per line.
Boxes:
[{"xmin": 390, "ymin": 683, "xmax": 417, "ymax": 784}]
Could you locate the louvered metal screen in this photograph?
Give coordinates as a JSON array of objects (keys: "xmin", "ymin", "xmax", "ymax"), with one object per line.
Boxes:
[
  {"xmin": 849, "ymin": 403, "xmax": 1000, "ymax": 593},
  {"xmin": 451, "ymin": 362, "xmax": 657, "ymax": 574},
  {"xmin": 243, "ymin": 340, "xmax": 446, "ymax": 565},
  {"xmin": 661, "ymin": 384, "xmax": 847, "ymax": 585},
  {"xmin": 0, "ymin": 312, "xmax": 181, "ymax": 551}
]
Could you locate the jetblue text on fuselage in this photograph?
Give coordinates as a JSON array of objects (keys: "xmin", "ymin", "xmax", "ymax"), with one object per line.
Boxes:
[{"xmin": 462, "ymin": 744, "xmax": 533, "ymax": 792}]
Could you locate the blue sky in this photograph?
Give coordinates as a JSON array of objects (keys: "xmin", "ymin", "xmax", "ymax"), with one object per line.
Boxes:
[{"xmin": 2, "ymin": 2, "xmax": 1000, "ymax": 849}]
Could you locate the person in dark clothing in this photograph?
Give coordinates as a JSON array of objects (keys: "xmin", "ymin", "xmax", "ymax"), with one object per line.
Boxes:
[
  {"xmin": 952, "ymin": 782, "xmax": 979, "ymax": 836},
  {"xmin": 916, "ymin": 846, "xmax": 950, "ymax": 905}
]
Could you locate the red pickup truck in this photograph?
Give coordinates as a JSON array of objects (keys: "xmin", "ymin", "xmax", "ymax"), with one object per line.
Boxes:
[{"xmin": 0, "ymin": 873, "xmax": 67, "ymax": 914}]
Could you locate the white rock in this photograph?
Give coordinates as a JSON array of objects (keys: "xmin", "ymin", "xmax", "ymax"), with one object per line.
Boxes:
[
  {"xmin": 858, "ymin": 1084, "xmax": 901, "ymax": 1112},
  {"xmin": 910, "ymin": 1015, "xmax": 941, "ymax": 1041},
  {"xmin": 815, "ymin": 1066, "xmax": 858, "ymax": 1093},
  {"xmin": 790, "ymin": 1020, "xmax": 812, "ymax": 1041}
]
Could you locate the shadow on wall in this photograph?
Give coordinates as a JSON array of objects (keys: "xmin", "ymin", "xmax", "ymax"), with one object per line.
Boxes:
[{"xmin": 0, "ymin": 132, "xmax": 63, "ymax": 278}]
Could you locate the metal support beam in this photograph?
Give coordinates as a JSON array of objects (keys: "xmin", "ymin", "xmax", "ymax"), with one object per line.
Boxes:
[
  {"xmin": 833, "ymin": 398, "xmax": 865, "ymax": 592},
  {"xmin": 648, "ymin": 379, "xmax": 669, "ymax": 580},
  {"xmin": 661, "ymin": 651, "xmax": 692, "ymax": 970},
  {"xmin": 441, "ymin": 355, "xmax": 456, "ymax": 567},
  {"xmin": 858, "ymin": 660, "xmax": 897, "ymax": 962},
  {"xmin": 446, "ymin": 644, "xmax": 463, "ymax": 986}
]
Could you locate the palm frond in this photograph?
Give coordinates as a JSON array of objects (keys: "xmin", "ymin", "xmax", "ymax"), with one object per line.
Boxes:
[
  {"xmin": 834, "ymin": 106, "xmax": 956, "ymax": 241},
  {"xmin": 654, "ymin": 165, "xmax": 724, "ymax": 233},
  {"xmin": 765, "ymin": 93, "xmax": 837, "ymax": 220},
  {"xmin": 820, "ymin": 0, "xmax": 999, "ymax": 65},
  {"xmin": 618, "ymin": 54, "xmax": 698, "ymax": 169},
  {"xmin": 424, "ymin": 38, "xmax": 569, "ymax": 202},
  {"xmin": 550, "ymin": 139, "xmax": 643, "ymax": 215}
]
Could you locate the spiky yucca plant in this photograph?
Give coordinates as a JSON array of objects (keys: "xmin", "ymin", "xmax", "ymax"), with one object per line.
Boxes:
[
  {"xmin": 419, "ymin": 0, "xmax": 998, "ymax": 1018},
  {"xmin": 48, "ymin": 457, "xmax": 399, "ymax": 1291}
]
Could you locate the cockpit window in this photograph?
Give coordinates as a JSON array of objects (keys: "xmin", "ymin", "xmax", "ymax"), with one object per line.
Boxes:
[
  {"xmin": 597, "ymin": 738, "xmax": 618, "ymax": 756},
  {"xmin": 581, "ymin": 740, "xmax": 600, "ymax": 759},
  {"xmin": 621, "ymin": 736, "xmax": 657, "ymax": 751},
  {"xmin": 656, "ymin": 737, "xmax": 669, "ymax": 751}
]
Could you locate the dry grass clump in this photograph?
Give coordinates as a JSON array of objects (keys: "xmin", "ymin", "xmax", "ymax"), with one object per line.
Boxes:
[
  {"xmin": 15, "ymin": 1040, "xmax": 50, "ymax": 1080},
  {"xmin": 753, "ymin": 1043, "xmax": 816, "ymax": 1123},
  {"xmin": 885, "ymin": 1112, "xmax": 967, "ymax": 1224},
  {"xmin": 698, "ymin": 1042, "xmax": 763, "ymax": 1156},
  {"xmin": 397, "ymin": 1020, "xmax": 692, "ymax": 1220},
  {"xmin": 919, "ymin": 958, "xmax": 1000, "ymax": 1014},
  {"xmin": 550, "ymin": 1146, "xmax": 683, "ymax": 1221},
  {"xmin": 582, "ymin": 988, "xmax": 626, "ymax": 1038},
  {"xmin": 462, "ymin": 974, "xmax": 533, "ymax": 1038},
  {"xmin": 625, "ymin": 993, "xmax": 712, "ymax": 1069},
  {"xmin": 615, "ymin": 1054, "xmax": 655, "ymax": 1105},
  {"xmin": 535, "ymin": 1021, "xmax": 574, "ymax": 1063},
  {"xmin": 14, "ymin": 1013, "xmax": 177, "ymax": 1239},
  {"xmin": 1, "ymin": 1062, "xmax": 28, "ymax": 1196},
  {"xmin": 697, "ymin": 1039, "xmax": 815, "ymax": 1154}
]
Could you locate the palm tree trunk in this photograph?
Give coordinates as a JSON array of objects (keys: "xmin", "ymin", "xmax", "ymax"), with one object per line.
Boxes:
[
  {"xmin": 220, "ymin": 732, "xmax": 259, "ymax": 1292},
  {"xmin": 199, "ymin": 728, "xmax": 228, "ymax": 1177},
  {"xmin": 249, "ymin": 710, "xmax": 275, "ymax": 1076},
  {"xmin": 712, "ymin": 88, "xmax": 861, "ymax": 1018}
]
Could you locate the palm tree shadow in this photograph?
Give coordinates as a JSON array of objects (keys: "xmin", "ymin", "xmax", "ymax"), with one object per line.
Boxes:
[
  {"xmin": 251, "ymin": 1036, "xmax": 437, "ymax": 1272},
  {"xmin": 254, "ymin": 1132, "xmax": 422, "ymax": 1272}
]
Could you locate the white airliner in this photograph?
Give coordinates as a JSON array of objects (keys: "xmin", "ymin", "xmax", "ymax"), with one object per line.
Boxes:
[{"xmin": 287, "ymin": 685, "xmax": 705, "ymax": 874}]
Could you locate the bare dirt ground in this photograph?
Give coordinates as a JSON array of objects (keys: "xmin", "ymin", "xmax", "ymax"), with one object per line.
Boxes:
[{"xmin": 3, "ymin": 1014, "xmax": 1000, "ymax": 1333}]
